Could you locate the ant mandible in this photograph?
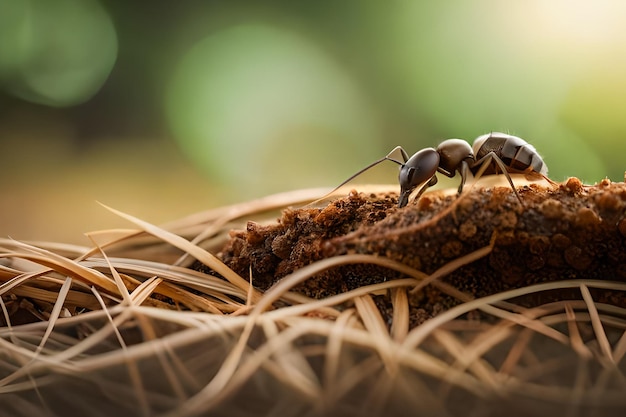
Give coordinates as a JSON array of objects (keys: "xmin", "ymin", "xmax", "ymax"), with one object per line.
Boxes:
[{"xmin": 331, "ymin": 132, "xmax": 549, "ymax": 208}]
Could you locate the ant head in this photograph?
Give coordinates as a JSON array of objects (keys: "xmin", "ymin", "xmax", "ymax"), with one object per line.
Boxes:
[
  {"xmin": 436, "ymin": 139, "xmax": 473, "ymax": 176},
  {"xmin": 398, "ymin": 147, "xmax": 439, "ymax": 207}
]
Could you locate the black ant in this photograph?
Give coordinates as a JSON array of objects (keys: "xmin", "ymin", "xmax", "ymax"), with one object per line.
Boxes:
[{"xmin": 328, "ymin": 132, "xmax": 550, "ymax": 208}]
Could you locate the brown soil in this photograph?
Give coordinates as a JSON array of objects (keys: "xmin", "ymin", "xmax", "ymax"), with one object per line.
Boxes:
[{"xmin": 201, "ymin": 177, "xmax": 626, "ymax": 326}]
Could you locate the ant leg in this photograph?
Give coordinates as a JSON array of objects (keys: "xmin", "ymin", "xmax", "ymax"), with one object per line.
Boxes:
[
  {"xmin": 472, "ymin": 152, "xmax": 524, "ymax": 206},
  {"xmin": 457, "ymin": 160, "xmax": 471, "ymax": 195},
  {"xmin": 539, "ymin": 172, "xmax": 559, "ymax": 187}
]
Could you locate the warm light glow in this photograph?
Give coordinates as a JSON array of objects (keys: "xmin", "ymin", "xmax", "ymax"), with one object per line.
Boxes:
[{"xmin": 530, "ymin": 0, "xmax": 626, "ymax": 45}]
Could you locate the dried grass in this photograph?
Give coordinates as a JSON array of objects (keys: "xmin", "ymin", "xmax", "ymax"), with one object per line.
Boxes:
[{"xmin": 0, "ymin": 186, "xmax": 624, "ymax": 416}]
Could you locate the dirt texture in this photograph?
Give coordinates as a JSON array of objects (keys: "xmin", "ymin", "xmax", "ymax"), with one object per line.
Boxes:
[{"xmin": 207, "ymin": 178, "xmax": 626, "ymax": 325}]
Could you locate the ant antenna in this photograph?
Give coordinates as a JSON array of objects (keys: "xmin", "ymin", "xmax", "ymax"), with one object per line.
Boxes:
[{"xmin": 304, "ymin": 146, "xmax": 408, "ymax": 207}]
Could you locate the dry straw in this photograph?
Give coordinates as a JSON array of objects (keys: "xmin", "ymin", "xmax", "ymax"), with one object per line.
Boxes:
[{"xmin": 0, "ymin": 186, "xmax": 624, "ymax": 417}]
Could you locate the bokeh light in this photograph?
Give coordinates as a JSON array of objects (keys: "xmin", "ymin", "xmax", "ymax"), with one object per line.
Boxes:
[
  {"xmin": 0, "ymin": 0, "xmax": 117, "ymax": 107},
  {"xmin": 166, "ymin": 24, "xmax": 382, "ymax": 198},
  {"xmin": 2, "ymin": 1, "xmax": 626, "ymax": 243}
]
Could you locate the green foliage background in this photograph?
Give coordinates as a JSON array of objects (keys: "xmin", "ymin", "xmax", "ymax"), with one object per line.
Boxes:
[{"xmin": 1, "ymin": 0, "xmax": 625, "ymax": 242}]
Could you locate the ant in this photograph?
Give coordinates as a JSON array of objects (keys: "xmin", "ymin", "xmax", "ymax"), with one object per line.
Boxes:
[{"xmin": 328, "ymin": 132, "xmax": 550, "ymax": 208}]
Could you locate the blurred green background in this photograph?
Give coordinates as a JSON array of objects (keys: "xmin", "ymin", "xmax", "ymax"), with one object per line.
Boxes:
[{"xmin": 1, "ymin": 0, "xmax": 626, "ymax": 243}]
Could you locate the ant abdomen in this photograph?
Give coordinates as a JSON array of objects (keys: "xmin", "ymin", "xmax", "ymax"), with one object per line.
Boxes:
[{"xmin": 472, "ymin": 132, "xmax": 548, "ymax": 177}]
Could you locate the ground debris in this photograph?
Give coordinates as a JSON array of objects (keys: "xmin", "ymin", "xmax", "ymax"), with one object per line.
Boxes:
[{"xmin": 207, "ymin": 178, "xmax": 626, "ymax": 323}]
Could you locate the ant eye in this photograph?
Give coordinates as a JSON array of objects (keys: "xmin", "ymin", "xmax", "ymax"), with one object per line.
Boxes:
[
  {"xmin": 406, "ymin": 166, "xmax": 416, "ymax": 181},
  {"xmin": 399, "ymin": 165, "xmax": 421, "ymax": 190}
]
